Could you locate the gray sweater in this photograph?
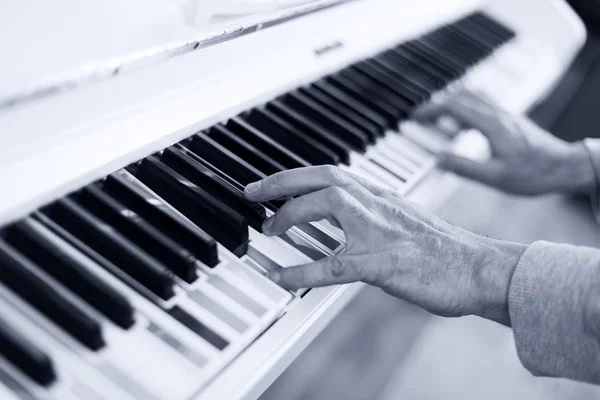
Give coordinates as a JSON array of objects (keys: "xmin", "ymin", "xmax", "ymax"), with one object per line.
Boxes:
[{"xmin": 508, "ymin": 139, "xmax": 600, "ymax": 384}]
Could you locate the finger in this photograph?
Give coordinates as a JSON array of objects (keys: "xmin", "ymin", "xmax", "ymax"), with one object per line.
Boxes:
[
  {"xmin": 413, "ymin": 96, "xmax": 490, "ymax": 130},
  {"xmin": 414, "ymin": 96, "xmax": 511, "ymax": 150},
  {"xmin": 267, "ymin": 255, "xmax": 369, "ymax": 289},
  {"xmin": 262, "ymin": 187, "xmax": 366, "ymax": 236},
  {"xmin": 461, "ymin": 90, "xmax": 499, "ymax": 110},
  {"xmin": 438, "ymin": 152, "xmax": 502, "ymax": 185},
  {"xmin": 244, "ymin": 165, "xmax": 374, "ymax": 203},
  {"xmin": 455, "ymin": 91, "xmax": 499, "ymax": 115}
]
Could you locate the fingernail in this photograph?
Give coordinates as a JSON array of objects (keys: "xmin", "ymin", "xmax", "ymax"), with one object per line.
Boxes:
[
  {"xmin": 267, "ymin": 271, "xmax": 281, "ymax": 283},
  {"xmin": 245, "ymin": 181, "xmax": 260, "ymax": 194},
  {"xmin": 262, "ymin": 217, "xmax": 274, "ymax": 235}
]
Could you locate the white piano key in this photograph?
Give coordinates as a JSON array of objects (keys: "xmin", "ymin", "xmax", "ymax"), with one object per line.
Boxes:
[
  {"xmin": 0, "ymin": 299, "xmax": 138, "ymax": 400},
  {"xmin": 277, "ymin": 229, "xmax": 329, "ymax": 260},
  {"xmin": 105, "ymin": 330, "xmax": 202, "ymax": 400},
  {"xmin": 0, "ymin": 379, "xmax": 22, "ymax": 400},
  {"xmin": 372, "ymin": 142, "xmax": 419, "ymax": 173},
  {"xmin": 187, "ymin": 290, "xmax": 251, "ymax": 334},
  {"xmin": 351, "ymin": 153, "xmax": 406, "ymax": 189},
  {"xmin": 192, "ymin": 280, "xmax": 259, "ymax": 325},
  {"xmin": 175, "ymin": 299, "xmax": 240, "ymax": 343},
  {"xmin": 382, "ymin": 134, "xmax": 432, "ymax": 165},
  {"xmin": 400, "ymin": 121, "xmax": 449, "ymax": 154},
  {"xmin": 340, "ymin": 162, "xmax": 395, "ymax": 190},
  {"xmin": 248, "ymin": 229, "xmax": 314, "ymax": 269},
  {"xmin": 223, "ymin": 262, "xmax": 292, "ymax": 305},
  {"xmin": 366, "ymin": 150, "xmax": 413, "ymax": 181}
]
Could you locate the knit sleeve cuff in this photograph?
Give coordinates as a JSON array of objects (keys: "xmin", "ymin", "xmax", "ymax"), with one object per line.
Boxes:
[{"xmin": 508, "ymin": 241, "xmax": 600, "ymax": 383}]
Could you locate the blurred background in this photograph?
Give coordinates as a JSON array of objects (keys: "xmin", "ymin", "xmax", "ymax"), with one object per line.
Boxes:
[{"xmin": 260, "ymin": 1, "xmax": 600, "ymax": 399}]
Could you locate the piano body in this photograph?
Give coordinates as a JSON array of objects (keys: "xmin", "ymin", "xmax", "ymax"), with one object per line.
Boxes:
[{"xmin": 0, "ymin": 0, "xmax": 586, "ymax": 399}]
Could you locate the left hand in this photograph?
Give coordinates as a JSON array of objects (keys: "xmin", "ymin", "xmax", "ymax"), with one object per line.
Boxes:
[
  {"xmin": 413, "ymin": 90, "xmax": 595, "ymax": 196},
  {"xmin": 244, "ymin": 166, "xmax": 526, "ymax": 325}
]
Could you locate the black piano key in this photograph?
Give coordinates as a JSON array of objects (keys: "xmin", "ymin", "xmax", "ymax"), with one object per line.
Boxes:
[
  {"xmin": 42, "ymin": 198, "xmax": 176, "ymax": 301},
  {"xmin": 472, "ymin": 12, "xmax": 515, "ymax": 41},
  {"xmin": 350, "ymin": 63, "xmax": 424, "ymax": 106},
  {"xmin": 438, "ymin": 25, "xmax": 493, "ymax": 56},
  {"xmin": 325, "ymin": 74, "xmax": 398, "ymax": 123},
  {"xmin": 457, "ymin": 18, "xmax": 504, "ymax": 47},
  {"xmin": 244, "ymin": 108, "xmax": 340, "ymax": 165},
  {"xmin": 406, "ymin": 40, "xmax": 467, "ymax": 73},
  {"xmin": 362, "ymin": 58, "xmax": 435, "ymax": 98},
  {"xmin": 4, "ymin": 219, "xmax": 136, "ymax": 329},
  {"xmin": 0, "ymin": 239, "xmax": 106, "ymax": 350},
  {"xmin": 266, "ymin": 100, "xmax": 352, "ymax": 165},
  {"xmin": 225, "ymin": 117, "xmax": 311, "ymax": 169},
  {"xmin": 281, "ymin": 91, "xmax": 369, "ymax": 151},
  {"xmin": 411, "ymin": 38, "xmax": 474, "ymax": 69},
  {"xmin": 338, "ymin": 68, "xmax": 413, "ymax": 114},
  {"xmin": 160, "ymin": 146, "xmax": 266, "ymax": 232},
  {"xmin": 420, "ymin": 34, "xmax": 481, "ymax": 65},
  {"xmin": 409, "ymin": 35, "xmax": 482, "ymax": 65},
  {"xmin": 311, "ymin": 80, "xmax": 389, "ymax": 133},
  {"xmin": 184, "ymin": 136, "xmax": 285, "ymax": 212},
  {"xmin": 435, "ymin": 24, "xmax": 491, "ymax": 56},
  {"xmin": 168, "ymin": 306, "xmax": 229, "ymax": 351},
  {"xmin": 102, "ymin": 172, "xmax": 219, "ymax": 267},
  {"xmin": 207, "ymin": 125, "xmax": 286, "ymax": 175},
  {"xmin": 382, "ymin": 50, "xmax": 446, "ymax": 88},
  {"xmin": 77, "ymin": 185, "xmax": 199, "ymax": 283},
  {"xmin": 0, "ymin": 319, "xmax": 57, "ymax": 386},
  {"xmin": 177, "ymin": 141, "xmax": 245, "ymax": 192},
  {"xmin": 299, "ymin": 86, "xmax": 380, "ymax": 142},
  {"xmin": 450, "ymin": 20, "xmax": 500, "ymax": 50},
  {"xmin": 357, "ymin": 60, "xmax": 430, "ymax": 101},
  {"xmin": 375, "ymin": 52, "xmax": 443, "ymax": 90},
  {"xmin": 135, "ymin": 156, "xmax": 249, "ymax": 254},
  {"xmin": 187, "ymin": 134, "xmax": 266, "ymax": 186},
  {"xmin": 326, "ymin": 74, "xmax": 401, "ymax": 124},
  {"xmin": 394, "ymin": 46, "xmax": 459, "ymax": 80}
]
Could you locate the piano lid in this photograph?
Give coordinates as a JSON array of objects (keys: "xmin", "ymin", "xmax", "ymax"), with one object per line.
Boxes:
[{"xmin": 0, "ymin": 0, "xmax": 348, "ymax": 109}]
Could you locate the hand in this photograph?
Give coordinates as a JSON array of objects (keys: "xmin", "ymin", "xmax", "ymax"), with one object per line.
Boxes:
[
  {"xmin": 245, "ymin": 166, "xmax": 527, "ymax": 325},
  {"xmin": 413, "ymin": 91, "xmax": 596, "ymax": 196}
]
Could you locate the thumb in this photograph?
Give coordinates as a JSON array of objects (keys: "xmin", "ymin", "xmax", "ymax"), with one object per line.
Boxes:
[
  {"xmin": 438, "ymin": 152, "xmax": 501, "ymax": 185},
  {"xmin": 267, "ymin": 255, "xmax": 369, "ymax": 290}
]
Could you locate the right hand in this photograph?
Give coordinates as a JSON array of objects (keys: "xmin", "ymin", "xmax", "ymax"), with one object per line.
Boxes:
[
  {"xmin": 245, "ymin": 166, "xmax": 526, "ymax": 326},
  {"xmin": 413, "ymin": 91, "xmax": 596, "ymax": 196}
]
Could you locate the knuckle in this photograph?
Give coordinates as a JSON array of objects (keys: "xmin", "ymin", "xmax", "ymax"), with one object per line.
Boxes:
[
  {"xmin": 323, "ymin": 165, "xmax": 349, "ymax": 185},
  {"xmin": 329, "ymin": 257, "xmax": 346, "ymax": 279},
  {"xmin": 268, "ymin": 172, "xmax": 283, "ymax": 192}
]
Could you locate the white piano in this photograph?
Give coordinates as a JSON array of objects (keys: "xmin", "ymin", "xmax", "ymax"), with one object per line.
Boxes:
[{"xmin": 0, "ymin": 0, "xmax": 586, "ymax": 399}]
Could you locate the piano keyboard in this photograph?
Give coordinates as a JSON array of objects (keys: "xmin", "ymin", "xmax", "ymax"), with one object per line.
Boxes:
[{"xmin": 0, "ymin": 11, "xmax": 518, "ymax": 400}]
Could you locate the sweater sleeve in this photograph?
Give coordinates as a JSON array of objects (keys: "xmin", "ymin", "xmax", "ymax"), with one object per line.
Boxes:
[{"xmin": 508, "ymin": 241, "xmax": 600, "ymax": 384}]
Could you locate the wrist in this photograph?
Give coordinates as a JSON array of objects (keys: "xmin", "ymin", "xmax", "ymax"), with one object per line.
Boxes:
[
  {"xmin": 554, "ymin": 141, "xmax": 597, "ymax": 196},
  {"xmin": 471, "ymin": 236, "xmax": 527, "ymax": 326}
]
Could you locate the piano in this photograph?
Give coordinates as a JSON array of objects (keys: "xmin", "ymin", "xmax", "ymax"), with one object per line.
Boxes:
[{"xmin": 0, "ymin": 0, "xmax": 586, "ymax": 399}]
